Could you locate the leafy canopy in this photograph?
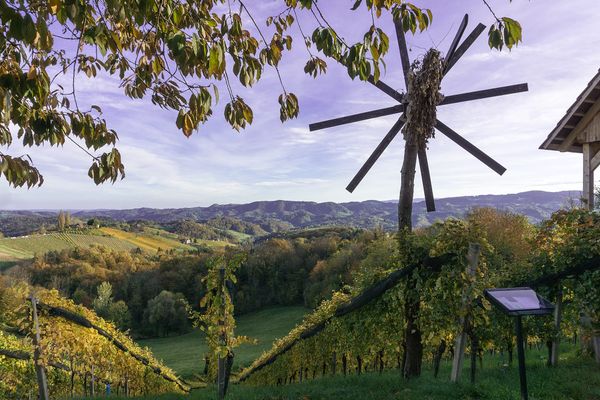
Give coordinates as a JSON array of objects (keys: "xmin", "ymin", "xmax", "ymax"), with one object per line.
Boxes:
[{"xmin": 0, "ymin": 0, "xmax": 522, "ymax": 188}]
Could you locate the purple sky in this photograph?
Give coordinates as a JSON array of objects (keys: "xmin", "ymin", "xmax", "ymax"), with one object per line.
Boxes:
[{"xmin": 1, "ymin": 0, "xmax": 598, "ymax": 209}]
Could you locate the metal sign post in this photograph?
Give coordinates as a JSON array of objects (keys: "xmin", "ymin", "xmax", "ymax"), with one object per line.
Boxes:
[
  {"xmin": 484, "ymin": 288, "xmax": 554, "ymax": 400},
  {"xmin": 515, "ymin": 315, "xmax": 528, "ymax": 400}
]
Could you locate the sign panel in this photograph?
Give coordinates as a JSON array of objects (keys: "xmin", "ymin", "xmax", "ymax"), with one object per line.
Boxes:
[
  {"xmin": 484, "ymin": 287, "xmax": 554, "ymax": 316},
  {"xmin": 485, "ymin": 286, "xmax": 554, "ymax": 400}
]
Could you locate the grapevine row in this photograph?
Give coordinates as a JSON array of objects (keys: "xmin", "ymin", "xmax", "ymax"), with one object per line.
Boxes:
[
  {"xmin": 36, "ymin": 300, "xmax": 188, "ymax": 390},
  {"xmin": 0, "ymin": 284, "xmax": 188, "ymax": 398},
  {"xmin": 236, "ymin": 255, "xmax": 446, "ymax": 382},
  {"xmin": 237, "ymin": 213, "xmax": 600, "ymax": 386}
]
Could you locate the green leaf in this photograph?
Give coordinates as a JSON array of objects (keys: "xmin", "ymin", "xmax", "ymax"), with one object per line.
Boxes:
[
  {"xmin": 488, "ymin": 25, "xmax": 503, "ymax": 50},
  {"xmin": 8, "ymin": 15, "xmax": 23, "ymax": 41},
  {"xmin": 22, "ymin": 14, "xmax": 36, "ymax": 44},
  {"xmin": 501, "ymin": 17, "xmax": 522, "ymax": 50},
  {"xmin": 351, "ymin": 0, "xmax": 362, "ymax": 10}
]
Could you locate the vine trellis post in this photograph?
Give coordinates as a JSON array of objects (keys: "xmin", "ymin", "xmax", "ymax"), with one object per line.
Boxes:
[
  {"xmin": 216, "ymin": 265, "xmax": 235, "ymax": 400},
  {"xmin": 30, "ymin": 294, "xmax": 49, "ymax": 400},
  {"xmin": 450, "ymin": 243, "xmax": 480, "ymax": 382},
  {"xmin": 310, "ymin": 13, "xmax": 527, "ymax": 377},
  {"xmin": 550, "ymin": 286, "xmax": 563, "ymax": 366},
  {"xmin": 217, "ymin": 266, "xmax": 227, "ymax": 400},
  {"xmin": 331, "ymin": 352, "xmax": 337, "ymax": 375},
  {"xmin": 91, "ymin": 365, "xmax": 96, "ymax": 397}
]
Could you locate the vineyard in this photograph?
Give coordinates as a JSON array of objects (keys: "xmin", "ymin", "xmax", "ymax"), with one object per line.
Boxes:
[
  {"xmin": 0, "ymin": 0, "xmax": 598, "ymax": 398},
  {"xmin": 99, "ymin": 227, "xmax": 197, "ymax": 252},
  {"xmin": 0, "ymin": 233, "xmax": 76, "ymax": 259},
  {"xmin": 0, "ymin": 228, "xmax": 196, "ymax": 262},
  {"xmin": 234, "ymin": 209, "xmax": 600, "ymax": 388},
  {"xmin": 0, "ymin": 284, "xmax": 188, "ymax": 398},
  {"xmin": 1, "ymin": 209, "xmax": 598, "ymax": 400}
]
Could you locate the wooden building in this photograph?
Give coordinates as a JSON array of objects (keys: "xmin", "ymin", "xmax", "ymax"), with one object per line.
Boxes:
[{"xmin": 540, "ymin": 69, "xmax": 600, "ymax": 209}]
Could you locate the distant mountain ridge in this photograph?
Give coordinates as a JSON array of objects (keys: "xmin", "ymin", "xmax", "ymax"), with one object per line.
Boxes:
[{"xmin": 0, "ymin": 190, "xmax": 580, "ymax": 236}]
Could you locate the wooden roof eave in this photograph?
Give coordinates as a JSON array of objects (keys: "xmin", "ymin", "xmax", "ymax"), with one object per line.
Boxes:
[{"xmin": 539, "ymin": 68, "xmax": 600, "ymax": 152}]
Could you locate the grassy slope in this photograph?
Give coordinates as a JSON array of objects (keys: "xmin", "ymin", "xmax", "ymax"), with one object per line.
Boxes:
[
  {"xmin": 145, "ymin": 226, "xmax": 240, "ymax": 247},
  {"xmin": 68, "ymin": 233, "xmax": 138, "ymax": 251},
  {"xmin": 139, "ymin": 306, "xmax": 308, "ymax": 380},
  {"xmin": 0, "ymin": 227, "xmax": 199, "ymax": 262},
  {"xmin": 0, "ymin": 260, "xmax": 18, "ymax": 271},
  {"xmin": 109, "ymin": 345, "xmax": 600, "ymax": 400},
  {"xmin": 100, "ymin": 227, "xmax": 197, "ymax": 252},
  {"xmin": 0, "ymin": 231, "xmax": 138, "ymax": 260},
  {"xmin": 225, "ymin": 230, "xmax": 253, "ymax": 242},
  {"xmin": 0, "ymin": 233, "xmax": 71, "ymax": 259},
  {"xmin": 195, "ymin": 239, "xmax": 233, "ymax": 249}
]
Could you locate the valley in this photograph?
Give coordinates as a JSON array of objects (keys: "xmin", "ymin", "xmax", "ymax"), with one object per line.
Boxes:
[{"xmin": 1, "ymin": 193, "xmax": 598, "ymax": 400}]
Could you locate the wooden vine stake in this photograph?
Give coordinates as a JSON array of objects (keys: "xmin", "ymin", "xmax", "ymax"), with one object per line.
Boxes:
[
  {"xmin": 217, "ymin": 266, "xmax": 226, "ymax": 400},
  {"xmin": 594, "ymin": 336, "xmax": 600, "ymax": 365},
  {"xmin": 450, "ymin": 243, "xmax": 480, "ymax": 382},
  {"xmin": 91, "ymin": 365, "xmax": 96, "ymax": 397},
  {"xmin": 125, "ymin": 374, "xmax": 129, "ymax": 397},
  {"xmin": 29, "ymin": 294, "xmax": 49, "ymax": 400},
  {"xmin": 550, "ymin": 286, "xmax": 563, "ymax": 366},
  {"xmin": 331, "ymin": 352, "xmax": 337, "ymax": 375}
]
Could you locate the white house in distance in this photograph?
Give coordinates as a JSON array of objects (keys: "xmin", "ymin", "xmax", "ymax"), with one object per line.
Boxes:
[{"xmin": 539, "ymin": 69, "xmax": 600, "ymax": 210}]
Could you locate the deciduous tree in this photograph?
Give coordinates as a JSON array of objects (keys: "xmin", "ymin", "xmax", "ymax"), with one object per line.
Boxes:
[
  {"xmin": 145, "ymin": 290, "xmax": 190, "ymax": 337},
  {"xmin": 57, "ymin": 210, "xmax": 66, "ymax": 231},
  {"xmin": 0, "ymin": 1, "xmax": 522, "ymax": 187}
]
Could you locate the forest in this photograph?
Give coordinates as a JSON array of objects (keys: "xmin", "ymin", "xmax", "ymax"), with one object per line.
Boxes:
[{"xmin": 4, "ymin": 224, "xmax": 372, "ymax": 337}]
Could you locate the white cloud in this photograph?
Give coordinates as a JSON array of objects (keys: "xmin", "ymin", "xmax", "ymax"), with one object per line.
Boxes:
[{"xmin": 2, "ymin": 1, "xmax": 599, "ymax": 208}]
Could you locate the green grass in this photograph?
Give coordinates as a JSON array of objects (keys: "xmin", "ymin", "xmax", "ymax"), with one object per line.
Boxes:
[
  {"xmin": 139, "ymin": 306, "xmax": 308, "ymax": 380},
  {"xmin": 0, "ymin": 260, "xmax": 18, "ymax": 271},
  {"xmin": 198, "ymin": 239, "xmax": 234, "ymax": 248},
  {"xmin": 0, "ymin": 231, "xmax": 140, "ymax": 260},
  {"xmin": 225, "ymin": 230, "xmax": 253, "ymax": 242},
  {"xmin": 104, "ymin": 345, "xmax": 600, "ymax": 400},
  {"xmin": 0, "ymin": 233, "xmax": 73, "ymax": 258},
  {"xmin": 144, "ymin": 227, "xmax": 181, "ymax": 240},
  {"xmin": 0, "ymin": 227, "xmax": 202, "ymax": 261}
]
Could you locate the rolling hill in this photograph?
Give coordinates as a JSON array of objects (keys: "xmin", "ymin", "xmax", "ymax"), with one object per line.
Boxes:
[
  {"xmin": 0, "ymin": 190, "xmax": 582, "ymax": 237},
  {"xmin": 73, "ymin": 190, "xmax": 581, "ymax": 229}
]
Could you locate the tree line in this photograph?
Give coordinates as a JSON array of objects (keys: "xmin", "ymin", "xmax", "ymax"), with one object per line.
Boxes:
[{"xmin": 7, "ymin": 226, "xmax": 375, "ymax": 337}]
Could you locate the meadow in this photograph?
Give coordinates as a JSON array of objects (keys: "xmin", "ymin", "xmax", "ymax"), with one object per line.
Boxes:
[
  {"xmin": 136, "ymin": 306, "xmax": 600, "ymax": 400},
  {"xmin": 96, "ymin": 344, "xmax": 600, "ymax": 400},
  {"xmin": 139, "ymin": 306, "xmax": 308, "ymax": 380}
]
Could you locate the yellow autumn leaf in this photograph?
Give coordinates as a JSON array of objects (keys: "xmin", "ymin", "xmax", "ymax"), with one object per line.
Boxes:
[{"xmin": 49, "ymin": 0, "xmax": 60, "ymax": 14}]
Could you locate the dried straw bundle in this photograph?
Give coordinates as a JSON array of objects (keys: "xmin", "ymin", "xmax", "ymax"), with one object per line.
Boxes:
[{"xmin": 403, "ymin": 49, "xmax": 444, "ymax": 146}]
